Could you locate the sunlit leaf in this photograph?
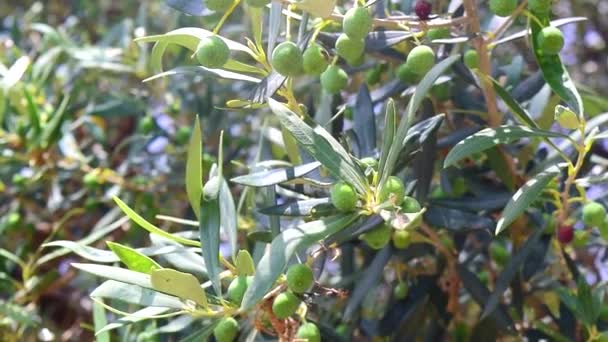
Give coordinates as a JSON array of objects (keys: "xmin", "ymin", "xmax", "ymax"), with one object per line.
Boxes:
[
  {"xmin": 150, "ymin": 268, "xmax": 208, "ymax": 308},
  {"xmin": 106, "ymin": 241, "xmax": 162, "ymax": 274},
  {"xmin": 186, "ymin": 116, "xmax": 203, "ymax": 219},
  {"xmin": 495, "ymin": 163, "xmax": 567, "ymax": 235}
]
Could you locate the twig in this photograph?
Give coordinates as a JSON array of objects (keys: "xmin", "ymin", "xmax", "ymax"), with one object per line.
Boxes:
[
  {"xmin": 328, "ymin": 13, "xmax": 470, "ymax": 29},
  {"xmin": 461, "ymin": 0, "xmax": 501, "ymax": 127}
]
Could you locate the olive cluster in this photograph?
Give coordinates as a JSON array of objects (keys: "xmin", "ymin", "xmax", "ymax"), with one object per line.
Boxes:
[
  {"xmin": 329, "ymin": 157, "xmax": 423, "ymax": 251},
  {"xmin": 269, "ymin": 6, "xmax": 373, "ymax": 94},
  {"xmin": 557, "ymin": 201, "xmax": 608, "ymax": 245},
  {"xmin": 213, "ymin": 264, "xmax": 319, "ymax": 342}
]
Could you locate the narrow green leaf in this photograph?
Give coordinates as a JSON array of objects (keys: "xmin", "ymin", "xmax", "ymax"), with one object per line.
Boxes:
[
  {"xmin": 353, "ymin": 84, "xmax": 376, "ymax": 157},
  {"xmin": 40, "ymin": 94, "xmax": 70, "ymax": 149},
  {"xmin": 492, "ymin": 17, "xmax": 586, "ymax": 46},
  {"xmin": 150, "ymin": 41, "xmax": 169, "ymax": 73},
  {"xmin": 91, "ymin": 280, "xmax": 185, "ymax": 309},
  {"xmin": 343, "ymin": 246, "xmax": 392, "ymax": 320},
  {"xmin": 530, "ymin": 14, "xmax": 583, "ymax": 116},
  {"xmin": 219, "ymin": 179, "xmax": 238, "ymax": 260},
  {"xmin": 241, "ymin": 213, "xmax": 358, "ymax": 310},
  {"xmin": 150, "ymin": 269, "xmax": 208, "ymax": 308},
  {"xmin": 138, "ymin": 316, "xmax": 195, "ymax": 338},
  {"xmin": 93, "ymin": 301, "xmax": 110, "ymax": 342},
  {"xmin": 481, "ymin": 228, "xmax": 543, "ymax": 318},
  {"xmin": 230, "ymin": 161, "xmax": 321, "ymax": 187},
  {"xmin": 486, "ymin": 147, "xmax": 516, "ymax": 190},
  {"xmin": 377, "ymin": 99, "xmax": 396, "ymax": 175},
  {"xmin": 32, "ymin": 46, "xmax": 62, "ymax": 84},
  {"xmin": 199, "ymin": 193, "xmax": 222, "ymax": 296},
  {"xmin": 106, "ymin": 241, "xmax": 162, "ymax": 274},
  {"xmin": 259, "ymin": 198, "xmax": 331, "ymax": 217},
  {"xmin": 179, "ymin": 321, "xmax": 220, "ymax": 342},
  {"xmin": 72, "ymin": 263, "xmax": 152, "ymax": 288},
  {"xmin": 143, "ymin": 66, "xmax": 261, "ymax": 83},
  {"xmin": 0, "ymin": 248, "xmax": 25, "ymax": 268},
  {"xmin": 268, "ymin": 98, "xmax": 368, "ymax": 195},
  {"xmin": 23, "ymin": 87, "xmax": 41, "ymax": 137},
  {"xmin": 95, "ymin": 307, "xmax": 171, "ymax": 335},
  {"xmin": 186, "ymin": 116, "xmax": 203, "ymax": 219},
  {"xmin": 380, "ymin": 55, "xmax": 460, "ymax": 187},
  {"xmin": 113, "ymin": 196, "xmax": 200, "ymax": 247},
  {"xmin": 490, "ymin": 77, "xmax": 538, "ymax": 128},
  {"xmin": 43, "ymin": 240, "xmax": 194, "ymax": 263},
  {"xmin": 0, "ymin": 301, "xmax": 39, "ymax": 327},
  {"xmin": 444, "ymin": 125, "xmax": 570, "ymax": 168},
  {"xmin": 495, "ymin": 163, "xmax": 566, "ymax": 235},
  {"xmin": 235, "ymin": 250, "xmax": 256, "ymax": 276},
  {"xmin": 37, "ymin": 210, "xmax": 128, "ymax": 266},
  {"xmin": 134, "ymin": 27, "xmax": 254, "ymax": 56}
]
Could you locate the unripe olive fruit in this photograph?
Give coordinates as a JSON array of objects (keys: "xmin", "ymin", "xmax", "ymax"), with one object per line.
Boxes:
[
  {"xmin": 343, "ymin": 7, "xmax": 372, "ymax": 40},
  {"xmin": 359, "ymin": 157, "xmax": 378, "ymax": 169},
  {"xmin": 489, "ymin": 0, "xmax": 517, "ymax": 17},
  {"xmin": 394, "ymin": 281, "xmax": 409, "ymax": 299},
  {"xmin": 175, "ymin": 126, "xmax": 192, "ymax": 145},
  {"xmin": 12, "ymin": 174, "xmax": 26, "ymax": 186},
  {"xmin": 528, "ymin": 0, "xmax": 552, "ymax": 14},
  {"xmin": 286, "ymin": 264, "xmax": 314, "ymax": 293},
  {"xmin": 463, "ymin": 49, "xmax": 479, "ymax": 69},
  {"xmin": 573, "ymin": 230, "xmax": 590, "ymax": 248},
  {"xmin": 490, "ymin": 243, "xmax": 509, "ymax": 266},
  {"xmin": 405, "ymin": 45, "xmax": 435, "ymax": 76},
  {"xmin": 336, "ymin": 324, "xmax": 349, "ymax": 337},
  {"xmin": 330, "ymin": 181, "xmax": 358, "ymax": 211},
  {"xmin": 397, "ymin": 63, "xmax": 420, "ymax": 84},
  {"xmin": 138, "ymin": 116, "xmax": 155, "ymax": 134},
  {"xmin": 366, "ymin": 65, "xmax": 383, "ymax": 85},
  {"xmin": 271, "ymin": 41, "xmax": 303, "ymax": 77},
  {"xmin": 246, "ymin": 0, "xmax": 270, "ymax": 8},
  {"xmin": 538, "ymin": 26, "xmax": 564, "ymax": 55},
  {"xmin": 6, "ymin": 212, "xmax": 21, "ymax": 227},
  {"xmin": 195, "ymin": 36, "xmax": 230, "ymax": 69},
  {"xmin": 320, "ymin": 65, "xmax": 348, "ymax": 94},
  {"xmin": 600, "ymin": 217, "xmax": 608, "ymax": 241},
  {"xmin": 83, "ymin": 172, "xmax": 100, "ymax": 188},
  {"xmin": 272, "ymin": 292, "xmax": 300, "ymax": 319},
  {"xmin": 227, "ymin": 275, "xmax": 253, "ymax": 305},
  {"xmin": 554, "ymin": 105, "xmax": 580, "ymax": 129},
  {"xmin": 302, "ymin": 43, "xmax": 329, "ymax": 75},
  {"xmin": 582, "ymin": 201, "xmax": 606, "ymax": 227},
  {"xmin": 379, "ymin": 176, "xmax": 405, "ymax": 205},
  {"xmin": 392, "ymin": 229, "xmax": 411, "ymax": 249},
  {"xmin": 296, "ymin": 322, "xmax": 321, "ymax": 342},
  {"xmin": 206, "ymin": 0, "xmax": 233, "ymax": 12},
  {"xmin": 431, "ymin": 81, "xmax": 451, "ymax": 101},
  {"xmin": 477, "ymin": 270, "xmax": 489, "ymax": 285},
  {"xmin": 213, "ymin": 317, "xmax": 239, "ymax": 342},
  {"xmin": 401, "ymin": 196, "xmax": 421, "ymax": 213},
  {"xmin": 427, "ymin": 27, "xmax": 450, "ymax": 41},
  {"xmin": 335, "ymin": 34, "xmax": 365, "ymax": 65},
  {"xmin": 361, "ymin": 224, "xmax": 392, "ymax": 250}
]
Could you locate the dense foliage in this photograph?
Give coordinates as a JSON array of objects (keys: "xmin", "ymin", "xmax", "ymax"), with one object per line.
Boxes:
[{"xmin": 2, "ymin": 0, "xmax": 608, "ymax": 341}]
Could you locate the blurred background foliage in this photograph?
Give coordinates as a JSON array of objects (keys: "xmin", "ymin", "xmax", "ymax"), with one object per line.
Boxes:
[{"xmin": 1, "ymin": 0, "xmax": 608, "ymax": 341}]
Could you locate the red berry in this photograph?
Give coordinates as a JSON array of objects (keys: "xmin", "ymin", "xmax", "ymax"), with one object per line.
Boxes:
[
  {"xmin": 414, "ymin": 1, "xmax": 432, "ymax": 20},
  {"xmin": 557, "ymin": 225, "xmax": 574, "ymax": 244}
]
